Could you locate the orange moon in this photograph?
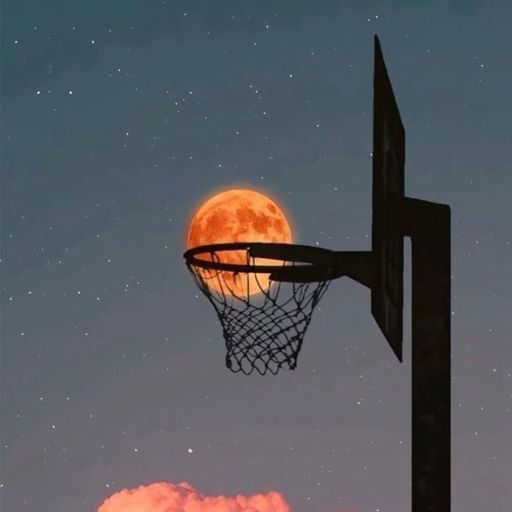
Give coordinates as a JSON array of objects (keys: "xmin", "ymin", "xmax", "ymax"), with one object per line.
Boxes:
[{"xmin": 186, "ymin": 188, "xmax": 293, "ymax": 295}]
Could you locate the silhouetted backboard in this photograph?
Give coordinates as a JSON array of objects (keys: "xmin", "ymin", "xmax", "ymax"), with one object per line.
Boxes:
[{"xmin": 371, "ymin": 36, "xmax": 404, "ymax": 362}]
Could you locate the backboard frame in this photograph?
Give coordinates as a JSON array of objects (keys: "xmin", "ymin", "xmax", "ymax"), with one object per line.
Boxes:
[{"xmin": 371, "ymin": 36, "xmax": 405, "ymax": 362}]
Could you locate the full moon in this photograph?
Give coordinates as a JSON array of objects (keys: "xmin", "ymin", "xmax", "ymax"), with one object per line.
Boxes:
[{"xmin": 186, "ymin": 188, "xmax": 293, "ymax": 295}]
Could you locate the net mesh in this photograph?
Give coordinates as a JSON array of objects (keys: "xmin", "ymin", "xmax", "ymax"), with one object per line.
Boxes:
[{"xmin": 186, "ymin": 250, "xmax": 331, "ymax": 375}]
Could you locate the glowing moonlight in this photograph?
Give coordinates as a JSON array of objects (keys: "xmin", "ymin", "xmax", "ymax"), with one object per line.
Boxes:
[{"xmin": 186, "ymin": 188, "xmax": 293, "ymax": 295}]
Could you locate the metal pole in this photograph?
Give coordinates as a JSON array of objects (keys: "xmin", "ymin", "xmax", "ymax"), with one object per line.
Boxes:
[{"xmin": 396, "ymin": 197, "xmax": 451, "ymax": 511}]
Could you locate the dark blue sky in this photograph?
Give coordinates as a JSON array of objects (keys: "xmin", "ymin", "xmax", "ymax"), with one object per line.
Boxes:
[{"xmin": 1, "ymin": 1, "xmax": 511, "ymax": 511}]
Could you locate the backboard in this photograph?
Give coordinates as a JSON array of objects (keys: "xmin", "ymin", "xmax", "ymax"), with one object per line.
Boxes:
[{"xmin": 371, "ymin": 36, "xmax": 404, "ymax": 362}]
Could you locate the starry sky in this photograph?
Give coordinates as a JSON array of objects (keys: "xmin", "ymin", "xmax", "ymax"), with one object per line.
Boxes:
[{"xmin": 1, "ymin": 1, "xmax": 511, "ymax": 511}]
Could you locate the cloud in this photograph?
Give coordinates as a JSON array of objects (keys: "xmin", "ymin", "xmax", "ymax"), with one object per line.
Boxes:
[{"xmin": 97, "ymin": 481, "xmax": 291, "ymax": 512}]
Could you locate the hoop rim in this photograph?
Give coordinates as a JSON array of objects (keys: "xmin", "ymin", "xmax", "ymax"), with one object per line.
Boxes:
[{"xmin": 183, "ymin": 242, "xmax": 339, "ymax": 275}]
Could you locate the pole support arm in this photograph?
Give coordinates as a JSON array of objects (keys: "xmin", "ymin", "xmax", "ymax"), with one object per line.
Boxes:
[{"xmin": 390, "ymin": 196, "xmax": 451, "ymax": 238}]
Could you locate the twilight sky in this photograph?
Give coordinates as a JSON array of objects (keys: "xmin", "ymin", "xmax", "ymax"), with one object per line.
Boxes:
[{"xmin": 1, "ymin": 1, "xmax": 511, "ymax": 511}]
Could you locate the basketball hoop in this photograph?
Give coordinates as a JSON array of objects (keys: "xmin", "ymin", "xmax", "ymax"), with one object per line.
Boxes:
[{"xmin": 183, "ymin": 242, "xmax": 344, "ymax": 375}]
